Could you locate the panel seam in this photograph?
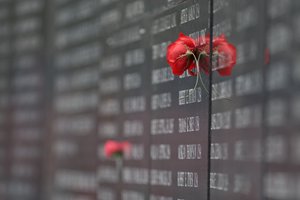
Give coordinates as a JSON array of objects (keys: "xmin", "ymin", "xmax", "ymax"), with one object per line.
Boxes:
[{"xmin": 207, "ymin": 0, "xmax": 214, "ymax": 199}]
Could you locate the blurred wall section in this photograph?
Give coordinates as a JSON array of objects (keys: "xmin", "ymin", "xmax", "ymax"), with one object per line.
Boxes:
[
  {"xmin": 0, "ymin": 0, "xmax": 11, "ymax": 199},
  {"xmin": 44, "ymin": 0, "xmax": 100, "ymax": 200},
  {"xmin": 263, "ymin": 0, "xmax": 300, "ymax": 199},
  {"xmin": 5, "ymin": 0, "xmax": 47, "ymax": 199}
]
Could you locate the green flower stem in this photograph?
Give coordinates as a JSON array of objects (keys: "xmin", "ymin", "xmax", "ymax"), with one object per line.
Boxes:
[
  {"xmin": 190, "ymin": 52, "xmax": 209, "ymax": 93},
  {"xmin": 112, "ymin": 151, "xmax": 123, "ymax": 159},
  {"xmin": 115, "ymin": 158, "xmax": 123, "ymax": 183},
  {"xmin": 190, "ymin": 52, "xmax": 232, "ymax": 101}
]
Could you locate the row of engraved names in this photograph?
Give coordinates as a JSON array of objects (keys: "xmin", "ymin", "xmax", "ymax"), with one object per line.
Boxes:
[
  {"xmin": 5, "ymin": 170, "xmax": 299, "ymax": 199},
  {"xmin": 10, "ymin": 97, "xmax": 293, "ymax": 133},
  {"xmin": 97, "ymin": 2, "xmax": 200, "ymax": 34},
  {"xmin": 97, "ymin": 139, "xmax": 263, "ymax": 162},
  {"xmin": 100, "ymin": 69, "xmax": 265, "ymax": 99},
  {"xmin": 95, "ymin": 103, "xmax": 261, "ymax": 137},
  {"xmin": 100, "ymin": 88, "xmax": 201, "ymax": 116},
  {"xmin": 53, "ymin": 2, "xmax": 201, "ymax": 40},
  {"xmin": 98, "ymin": 172, "xmax": 260, "ymax": 199}
]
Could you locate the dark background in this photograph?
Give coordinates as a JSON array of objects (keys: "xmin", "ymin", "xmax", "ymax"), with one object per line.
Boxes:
[{"xmin": 0, "ymin": 0, "xmax": 299, "ymax": 200}]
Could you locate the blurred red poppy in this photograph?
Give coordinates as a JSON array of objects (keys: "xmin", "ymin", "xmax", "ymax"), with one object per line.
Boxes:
[{"xmin": 104, "ymin": 140, "xmax": 131, "ymax": 158}]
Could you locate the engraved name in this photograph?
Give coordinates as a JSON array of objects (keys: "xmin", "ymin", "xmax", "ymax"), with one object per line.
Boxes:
[
  {"xmin": 178, "ymin": 144, "xmax": 201, "ymax": 160},
  {"xmin": 178, "ymin": 87, "xmax": 201, "ymax": 105},
  {"xmin": 151, "ymin": 118, "xmax": 174, "ymax": 135},
  {"xmin": 178, "ymin": 116, "xmax": 200, "ymax": 133},
  {"xmin": 151, "ymin": 92, "xmax": 172, "ymax": 110}
]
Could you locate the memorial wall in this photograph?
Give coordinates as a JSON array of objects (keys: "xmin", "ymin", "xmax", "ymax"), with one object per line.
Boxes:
[{"xmin": 0, "ymin": 0, "xmax": 299, "ymax": 200}]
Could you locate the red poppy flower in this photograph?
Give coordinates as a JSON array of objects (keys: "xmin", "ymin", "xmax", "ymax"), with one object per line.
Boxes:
[
  {"xmin": 104, "ymin": 140, "xmax": 131, "ymax": 158},
  {"xmin": 167, "ymin": 33, "xmax": 196, "ymax": 76},
  {"xmin": 198, "ymin": 35, "xmax": 236, "ymax": 76},
  {"xmin": 167, "ymin": 33, "xmax": 236, "ymax": 77},
  {"xmin": 213, "ymin": 35, "xmax": 236, "ymax": 76}
]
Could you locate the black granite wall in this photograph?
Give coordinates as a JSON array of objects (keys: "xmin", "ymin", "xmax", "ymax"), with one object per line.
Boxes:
[{"xmin": 0, "ymin": 0, "xmax": 299, "ymax": 200}]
